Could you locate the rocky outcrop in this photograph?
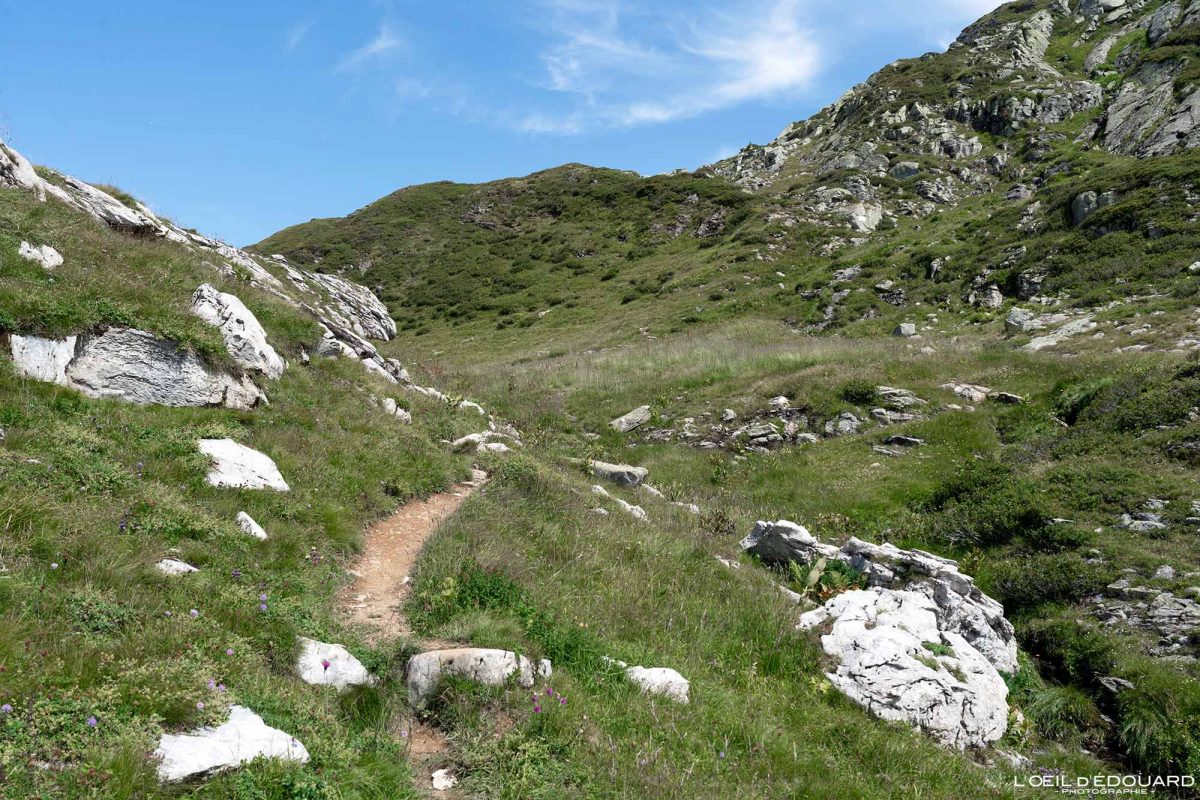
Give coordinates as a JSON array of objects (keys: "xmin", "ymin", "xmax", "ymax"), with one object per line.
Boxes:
[
  {"xmin": 0, "ymin": 139, "xmax": 44, "ymax": 198},
  {"xmin": 742, "ymin": 521, "xmax": 1017, "ymax": 674},
  {"xmin": 295, "ymin": 638, "xmax": 375, "ymax": 690},
  {"xmin": 191, "ymin": 285, "xmax": 285, "ymax": 379},
  {"xmin": 610, "ymin": 405, "xmax": 652, "ymax": 433},
  {"xmin": 799, "ymin": 589, "xmax": 1009, "ymax": 749},
  {"xmin": 0, "ymin": 137, "xmax": 402, "ymax": 388},
  {"xmin": 8, "ymin": 330, "xmax": 264, "ymax": 410},
  {"xmin": 1104, "ymin": 59, "xmax": 1200, "ymax": 157},
  {"xmin": 198, "ymin": 439, "xmax": 290, "ymax": 491},
  {"xmin": 153, "ymin": 705, "xmax": 309, "ymax": 782},
  {"xmin": 406, "ymin": 648, "xmax": 549, "ymax": 706},
  {"xmin": 588, "ymin": 460, "xmax": 648, "ymax": 487}
]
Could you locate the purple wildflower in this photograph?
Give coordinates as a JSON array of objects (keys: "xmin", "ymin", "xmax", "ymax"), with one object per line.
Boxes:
[
  {"xmin": 208, "ymin": 679, "xmax": 216, "ymax": 690},
  {"xmin": 196, "ymin": 701, "xmax": 205, "ymax": 711},
  {"xmin": 163, "ymin": 611, "xmax": 172, "ymax": 618},
  {"xmin": 50, "ymin": 563, "xmax": 59, "ymax": 570},
  {"xmin": 400, "ymin": 729, "xmax": 409, "ymax": 738},
  {"xmin": 1, "ymin": 704, "xmax": 12, "ymax": 714},
  {"xmin": 189, "ymin": 609, "xmax": 199, "ymax": 618},
  {"xmin": 534, "ymin": 705, "xmax": 541, "ymax": 713},
  {"xmin": 217, "ymin": 684, "xmax": 226, "ymax": 693},
  {"xmin": 321, "ymin": 659, "xmax": 331, "ymax": 672},
  {"xmin": 231, "ymin": 569, "xmax": 242, "ymax": 579},
  {"xmin": 258, "ymin": 593, "xmax": 267, "ymax": 602},
  {"xmin": 559, "ymin": 696, "xmax": 567, "ymax": 706},
  {"xmin": 86, "ymin": 716, "xmax": 98, "ymax": 728},
  {"xmin": 259, "ymin": 603, "xmax": 268, "ymax": 612},
  {"xmin": 225, "ymin": 648, "xmax": 234, "ymax": 656}
]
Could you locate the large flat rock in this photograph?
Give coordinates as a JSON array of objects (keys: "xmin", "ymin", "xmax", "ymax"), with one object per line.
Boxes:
[{"xmin": 154, "ymin": 705, "xmax": 309, "ymax": 782}]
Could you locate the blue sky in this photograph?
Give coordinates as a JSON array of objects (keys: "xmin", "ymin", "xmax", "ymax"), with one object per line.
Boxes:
[{"xmin": 0, "ymin": 0, "xmax": 1004, "ymax": 245}]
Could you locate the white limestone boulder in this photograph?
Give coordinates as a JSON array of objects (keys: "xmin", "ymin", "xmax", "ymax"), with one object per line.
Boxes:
[
  {"xmin": 625, "ymin": 666, "xmax": 690, "ymax": 703},
  {"xmin": 18, "ymin": 241, "xmax": 63, "ymax": 270},
  {"xmin": 9, "ymin": 330, "xmax": 263, "ymax": 410},
  {"xmin": 295, "ymin": 637, "xmax": 375, "ymax": 690},
  {"xmin": 191, "ymin": 284, "xmax": 285, "ymax": 379},
  {"xmin": 451, "ymin": 432, "xmax": 514, "ymax": 452},
  {"xmin": 236, "ymin": 512, "xmax": 269, "ymax": 540},
  {"xmin": 591, "ymin": 485, "xmax": 648, "ymax": 521},
  {"xmin": 604, "ymin": 657, "xmax": 690, "ymax": 703},
  {"xmin": 799, "ymin": 589, "xmax": 1008, "ymax": 750},
  {"xmin": 156, "ymin": 559, "xmax": 198, "ymax": 576},
  {"xmin": 153, "ymin": 705, "xmax": 309, "ymax": 782},
  {"xmin": 740, "ymin": 520, "xmax": 841, "ymax": 566},
  {"xmin": 406, "ymin": 648, "xmax": 540, "ymax": 706},
  {"xmin": 610, "ymin": 405, "xmax": 652, "ymax": 433},
  {"xmin": 588, "ymin": 460, "xmax": 648, "ymax": 487},
  {"xmin": 199, "ymin": 440, "xmax": 290, "ymax": 491},
  {"xmin": 9, "ymin": 334, "xmax": 77, "ymax": 384}
]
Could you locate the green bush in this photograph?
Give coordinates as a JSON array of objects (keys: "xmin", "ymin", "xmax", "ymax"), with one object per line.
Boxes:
[
  {"xmin": 919, "ymin": 460, "xmax": 1050, "ymax": 547},
  {"xmin": 987, "ymin": 554, "xmax": 1108, "ymax": 613},
  {"xmin": 1115, "ymin": 667, "xmax": 1200, "ymax": 780},
  {"xmin": 1019, "ymin": 618, "xmax": 1117, "ymax": 686},
  {"xmin": 839, "ymin": 379, "xmax": 879, "ymax": 406}
]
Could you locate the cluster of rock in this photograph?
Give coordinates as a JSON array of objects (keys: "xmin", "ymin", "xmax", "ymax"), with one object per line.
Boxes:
[
  {"xmin": 743, "ymin": 520, "xmax": 1015, "ymax": 749},
  {"xmin": 1095, "ymin": 574, "xmax": 1200, "ymax": 662},
  {"xmin": 634, "ymin": 387, "xmax": 934, "ymax": 455}
]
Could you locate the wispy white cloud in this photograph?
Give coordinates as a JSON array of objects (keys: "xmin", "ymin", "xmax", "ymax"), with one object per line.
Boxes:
[
  {"xmin": 285, "ymin": 19, "xmax": 314, "ymax": 51},
  {"xmin": 336, "ymin": 23, "xmax": 403, "ymax": 72},
  {"xmin": 518, "ymin": 0, "xmax": 821, "ymax": 133}
]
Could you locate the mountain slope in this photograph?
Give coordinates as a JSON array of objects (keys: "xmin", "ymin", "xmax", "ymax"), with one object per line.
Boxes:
[{"xmin": 249, "ymin": 0, "xmax": 1200, "ymax": 791}]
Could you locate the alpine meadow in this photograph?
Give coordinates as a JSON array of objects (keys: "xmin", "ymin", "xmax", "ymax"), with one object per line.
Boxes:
[{"xmin": 3, "ymin": 0, "xmax": 1200, "ymax": 797}]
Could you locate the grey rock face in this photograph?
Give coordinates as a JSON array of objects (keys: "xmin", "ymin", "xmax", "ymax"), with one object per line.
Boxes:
[
  {"xmin": 1105, "ymin": 59, "xmax": 1200, "ymax": 156},
  {"xmin": 889, "ymin": 161, "xmax": 921, "ymax": 180},
  {"xmin": 9, "ymin": 330, "xmax": 264, "ymax": 410},
  {"xmin": 191, "ymin": 284, "xmax": 285, "ymax": 379}
]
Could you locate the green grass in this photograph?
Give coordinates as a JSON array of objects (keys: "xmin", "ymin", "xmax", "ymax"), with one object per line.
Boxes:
[{"xmin": 0, "ymin": 183, "xmax": 493, "ymax": 797}]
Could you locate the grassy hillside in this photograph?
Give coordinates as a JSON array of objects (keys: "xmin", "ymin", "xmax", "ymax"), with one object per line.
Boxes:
[{"xmin": 0, "ymin": 181, "xmax": 490, "ymax": 797}]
